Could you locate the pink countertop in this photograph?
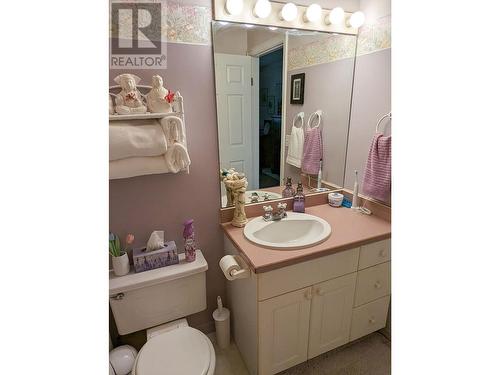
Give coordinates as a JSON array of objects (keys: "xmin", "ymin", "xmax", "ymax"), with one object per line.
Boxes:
[{"xmin": 221, "ymin": 204, "xmax": 391, "ymax": 273}]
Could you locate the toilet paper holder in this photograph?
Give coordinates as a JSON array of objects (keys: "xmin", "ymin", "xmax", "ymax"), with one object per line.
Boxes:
[{"xmin": 219, "ymin": 254, "xmax": 250, "ymax": 280}]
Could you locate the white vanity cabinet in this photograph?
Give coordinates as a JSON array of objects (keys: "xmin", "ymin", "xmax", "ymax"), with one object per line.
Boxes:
[{"xmin": 224, "ymin": 237, "xmax": 391, "ymax": 375}]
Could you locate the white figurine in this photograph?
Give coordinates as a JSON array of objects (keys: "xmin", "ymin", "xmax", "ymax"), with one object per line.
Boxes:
[
  {"xmin": 223, "ymin": 172, "xmax": 248, "ymax": 227},
  {"xmin": 113, "ymin": 74, "xmax": 147, "ymax": 115},
  {"xmin": 146, "ymin": 75, "xmax": 174, "ymax": 113}
]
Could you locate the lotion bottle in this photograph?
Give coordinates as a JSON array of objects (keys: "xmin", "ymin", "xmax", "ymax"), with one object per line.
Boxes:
[{"xmin": 293, "ymin": 182, "xmax": 305, "ymax": 213}]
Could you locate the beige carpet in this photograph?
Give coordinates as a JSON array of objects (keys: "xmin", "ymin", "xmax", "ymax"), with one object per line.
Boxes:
[{"xmin": 209, "ymin": 332, "xmax": 391, "ymax": 375}]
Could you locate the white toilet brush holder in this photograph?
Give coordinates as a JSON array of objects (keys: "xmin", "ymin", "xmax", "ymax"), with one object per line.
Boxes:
[{"xmin": 212, "ymin": 296, "xmax": 230, "ymax": 349}]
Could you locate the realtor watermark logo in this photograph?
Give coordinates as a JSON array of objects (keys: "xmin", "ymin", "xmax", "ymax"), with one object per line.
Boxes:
[{"xmin": 110, "ymin": 1, "xmax": 166, "ymax": 69}]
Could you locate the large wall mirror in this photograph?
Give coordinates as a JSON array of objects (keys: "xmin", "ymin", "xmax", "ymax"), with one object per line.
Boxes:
[{"xmin": 212, "ymin": 21, "xmax": 357, "ymax": 207}]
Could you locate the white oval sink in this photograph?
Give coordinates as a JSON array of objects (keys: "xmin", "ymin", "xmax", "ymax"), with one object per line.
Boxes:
[{"xmin": 243, "ymin": 212, "xmax": 331, "ymax": 250}]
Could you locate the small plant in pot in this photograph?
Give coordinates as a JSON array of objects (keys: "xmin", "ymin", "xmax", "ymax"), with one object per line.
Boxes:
[{"xmin": 109, "ymin": 233, "xmax": 134, "ymax": 276}]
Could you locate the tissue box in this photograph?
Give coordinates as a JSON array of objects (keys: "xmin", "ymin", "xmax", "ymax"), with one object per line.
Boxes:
[{"xmin": 132, "ymin": 241, "xmax": 179, "ymax": 273}]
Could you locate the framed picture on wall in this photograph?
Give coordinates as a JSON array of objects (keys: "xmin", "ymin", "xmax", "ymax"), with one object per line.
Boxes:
[{"xmin": 290, "ymin": 73, "xmax": 305, "ymax": 104}]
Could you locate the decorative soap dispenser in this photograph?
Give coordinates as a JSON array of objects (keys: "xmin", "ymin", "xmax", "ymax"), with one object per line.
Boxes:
[
  {"xmin": 282, "ymin": 177, "xmax": 295, "ymax": 198},
  {"xmin": 293, "ymin": 182, "xmax": 305, "ymax": 213},
  {"xmin": 183, "ymin": 219, "xmax": 197, "ymax": 262}
]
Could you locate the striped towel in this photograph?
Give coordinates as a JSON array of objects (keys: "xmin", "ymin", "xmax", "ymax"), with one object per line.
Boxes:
[
  {"xmin": 362, "ymin": 133, "xmax": 391, "ymax": 202},
  {"xmin": 301, "ymin": 126, "xmax": 323, "ymax": 175}
]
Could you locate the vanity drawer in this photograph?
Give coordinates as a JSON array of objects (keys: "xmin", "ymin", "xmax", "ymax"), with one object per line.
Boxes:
[
  {"xmin": 258, "ymin": 248, "xmax": 360, "ymax": 301},
  {"xmin": 350, "ymin": 296, "xmax": 390, "ymax": 341},
  {"xmin": 358, "ymin": 239, "xmax": 391, "ymax": 270},
  {"xmin": 354, "ymin": 262, "xmax": 390, "ymax": 307}
]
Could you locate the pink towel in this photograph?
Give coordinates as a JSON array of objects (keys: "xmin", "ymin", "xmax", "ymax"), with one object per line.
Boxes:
[
  {"xmin": 362, "ymin": 133, "xmax": 391, "ymax": 202},
  {"xmin": 301, "ymin": 127, "xmax": 323, "ymax": 175}
]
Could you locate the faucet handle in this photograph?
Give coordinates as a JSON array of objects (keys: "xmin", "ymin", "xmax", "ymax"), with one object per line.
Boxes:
[
  {"xmin": 263, "ymin": 205, "xmax": 273, "ymax": 213},
  {"xmin": 277, "ymin": 202, "xmax": 287, "ymax": 210}
]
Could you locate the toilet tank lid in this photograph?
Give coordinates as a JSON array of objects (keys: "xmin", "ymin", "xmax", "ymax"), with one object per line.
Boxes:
[{"xmin": 109, "ymin": 249, "xmax": 207, "ymax": 295}]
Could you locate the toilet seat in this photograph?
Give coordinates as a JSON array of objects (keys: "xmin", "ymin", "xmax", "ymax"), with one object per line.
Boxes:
[{"xmin": 133, "ymin": 327, "xmax": 215, "ymax": 375}]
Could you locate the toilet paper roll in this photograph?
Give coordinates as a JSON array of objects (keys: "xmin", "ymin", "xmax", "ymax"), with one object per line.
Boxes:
[{"xmin": 219, "ymin": 255, "xmax": 241, "ymax": 281}]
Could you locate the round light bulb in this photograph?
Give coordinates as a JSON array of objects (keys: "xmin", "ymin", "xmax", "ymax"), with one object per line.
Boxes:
[
  {"xmin": 280, "ymin": 3, "xmax": 298, "ymax": 22},
  {"xmin": 349, "ymin": 11, "xmax": 365, "ymax": 28},
  {"xmin": 326, "ymin": 7, "xmax": 345, "ymax": 25},
  {"xmin": 304, "ymin": 4, "xmax": 322, "ymax": 23},
  {"xmin": 268, "ymin": 26, "xmax": 278, "ymax": 31},
  {"xmin": 254, "ymin": 0, "xmax": 271, "ymax": 19},
  {"xmin": 225, "ymin": 0, "xmax": 243, "ymax": 16}
]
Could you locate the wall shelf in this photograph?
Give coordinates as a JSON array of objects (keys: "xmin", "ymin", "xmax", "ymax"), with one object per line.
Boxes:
[{"xmin": 109, "ymin": 112, "xmax": 178, "ymax": 121}]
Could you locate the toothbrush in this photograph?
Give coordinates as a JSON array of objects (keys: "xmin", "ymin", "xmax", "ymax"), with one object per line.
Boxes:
[
  {"xmin": 352, "ymin": 170, "xmax": 359, "ymax": 208},
  {"xmin": 317, "ymin": 159, "xmax": 323, "ymax": 190}
]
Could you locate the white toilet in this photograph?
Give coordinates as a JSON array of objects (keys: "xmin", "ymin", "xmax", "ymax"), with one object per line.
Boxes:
[{"xmin": 109, "ymin": 250, "xmax": 216, "ymax": 375}]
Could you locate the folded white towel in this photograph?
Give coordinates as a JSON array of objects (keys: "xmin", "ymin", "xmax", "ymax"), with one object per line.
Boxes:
[
  {"xmin": 109, "ymin": 115, "xmax": 191, "ymax": 179},
  {"xmin": 109, "ymin": 120, "xmax": 167, "ymax": 161},
  {"xmin": 166, "ymin": 142, "xmax": 191, "ymax": 173},
  {"xmin": 110, "ymin": 154, "xmax": 170, "ymax": 179},
  {"xmin": 286, "ymin": 112, "xmax": 305, "ymax": 168}
]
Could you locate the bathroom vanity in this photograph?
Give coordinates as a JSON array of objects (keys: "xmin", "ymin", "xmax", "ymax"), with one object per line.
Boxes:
[{"xmin": 222, "ymin": 204, "xmax": 391, "ymax": 375}]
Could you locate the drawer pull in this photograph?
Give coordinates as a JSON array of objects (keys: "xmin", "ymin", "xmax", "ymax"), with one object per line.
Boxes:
[
  {"xmin": 305, "ymin": 289, "xmax": 313, "ymax": 300},
  {"xmin": 316, "ymin": 288, "xmax": 325, "ymax": 296},
  {"xmin": 110, "ymin": 293, "xmax": 125, "ymax": 301},
  {"xmin": 369, "ymin": 318, "xmax": 376, "ymax": 324},
  {"xmin": 374, "ymin": 281, "xmax": 382, "ymax": 289},
  {"xmin": 379, "ymin": 249, "xmax": 387, "ymax": 257}
]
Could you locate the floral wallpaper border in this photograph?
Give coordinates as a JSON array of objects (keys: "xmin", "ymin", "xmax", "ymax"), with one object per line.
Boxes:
[
  {"xmin": 357, "ymin": 15, "xmax": 391, "ymax": 56},
  {"xmin": 288, "ymin": 34, "xmax": 356, "ymax": 71},
  {"xmin": 287, "ymin": 15, "xmax": 391, "ymax": 71},
  {"xmin": 110, "ymin": 1, "xmax": 390, "ymax": 52},
  {"xmin": 110, "ymin": 1, "xmax": 211, "ymax": 46}
]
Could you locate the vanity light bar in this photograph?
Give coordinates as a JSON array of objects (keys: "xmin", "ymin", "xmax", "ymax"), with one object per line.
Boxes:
[{"xmin": 213, "ymin": 0, "xmax": 363, "ymax": 35}]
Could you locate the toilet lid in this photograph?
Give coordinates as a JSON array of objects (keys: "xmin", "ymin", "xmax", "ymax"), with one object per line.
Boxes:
[{"xmin": 135, "ymin": 327, "xmax": 211, "ymax": 375}]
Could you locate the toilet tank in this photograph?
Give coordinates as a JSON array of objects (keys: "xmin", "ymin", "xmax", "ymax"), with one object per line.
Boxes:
[{"xmin": 109, "ymin": 250, "xmax": 208, "ymax": 335}]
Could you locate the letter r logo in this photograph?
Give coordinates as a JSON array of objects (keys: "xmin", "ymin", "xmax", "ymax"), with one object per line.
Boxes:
[{"xmin": 111, "ymin": 3, "xmax": 161, "ymax": 55}]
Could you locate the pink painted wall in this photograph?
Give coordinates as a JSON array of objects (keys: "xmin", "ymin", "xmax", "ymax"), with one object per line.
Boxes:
[{"xmin": 109, "ymin": 40, "xmax": 225, "ymax": 334}]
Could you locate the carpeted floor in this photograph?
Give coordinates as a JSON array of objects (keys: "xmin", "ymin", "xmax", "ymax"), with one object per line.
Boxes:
[{"xmin": 209, "ymin": 332, "xmax": 391, "ymax": 375}]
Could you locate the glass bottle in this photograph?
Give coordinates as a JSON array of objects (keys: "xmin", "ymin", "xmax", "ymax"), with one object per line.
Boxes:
[{"xmin": 282, "ymin": 177, "xmax": 295, "ymax": 198}]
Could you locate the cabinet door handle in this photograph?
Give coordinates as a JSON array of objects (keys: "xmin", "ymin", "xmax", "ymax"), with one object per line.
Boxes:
[
  {"xmin": 369, "ymin": 318, "xmax": 376, "ymax": 324},
  {"xmin": 379, "ymin": 249, "xmax": 387, "ymax": 257},
  {"xmin": 304, "ymin": 289, "xmax": 313, "ymax": 300},
  {"xmin": 316, "ymin": 288, "xmax": 325, "ymax": 296},
  {"xmin": 374, "ymin": 281, "xmax": 382, "ymax": 289}
]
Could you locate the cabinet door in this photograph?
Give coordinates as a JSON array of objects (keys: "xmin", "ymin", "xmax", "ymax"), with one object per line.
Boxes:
[
  {"xmin": 307, "ymin": 273, "xmax": 357, "ymax": 359},
  {"xmin": 258, "ymin": 287, "xmax": 312, "ymax": 375}
]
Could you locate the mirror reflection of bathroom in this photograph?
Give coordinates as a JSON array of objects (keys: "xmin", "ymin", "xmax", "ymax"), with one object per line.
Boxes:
[{"xmin": 213, "ymin": 22, "xmax": 357, "ymax": 207}]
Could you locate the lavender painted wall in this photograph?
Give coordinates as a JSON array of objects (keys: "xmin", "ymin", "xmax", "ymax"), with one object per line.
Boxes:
[
  {"xmin": 284, "ymin": 57, "xmax": 355, "ymax": 186},
  {"xmin": 109, "ymin": 41, "xmax": 224, "ymax": 336},
  {"xmin": 344, "ymin": 48, "xmax": 391, "ymax": 194}
]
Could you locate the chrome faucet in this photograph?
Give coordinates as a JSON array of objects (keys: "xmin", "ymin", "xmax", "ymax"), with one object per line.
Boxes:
[{"xmin": 262, "ymin": 203, "xmax": 288, "ymax": 221}]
